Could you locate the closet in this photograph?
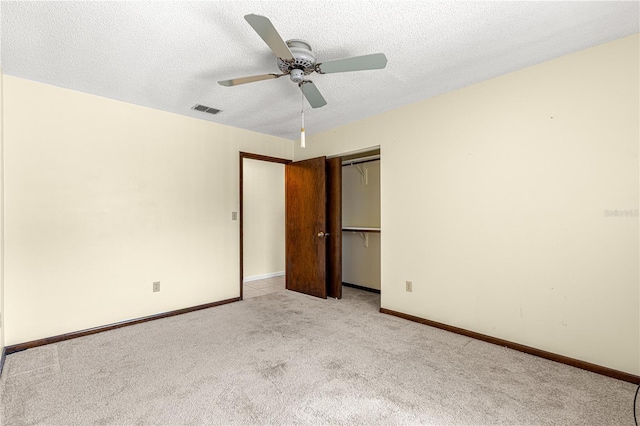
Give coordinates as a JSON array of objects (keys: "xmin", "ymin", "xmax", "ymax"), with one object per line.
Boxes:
[{"xmin": 341, "ymin": 151, "xmax": 381, "ymax": 293}]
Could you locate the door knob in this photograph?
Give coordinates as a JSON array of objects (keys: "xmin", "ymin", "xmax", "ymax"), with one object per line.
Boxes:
[{"xmin": 317, "ymin": 232, "xmax": 330, "ymax": 238}]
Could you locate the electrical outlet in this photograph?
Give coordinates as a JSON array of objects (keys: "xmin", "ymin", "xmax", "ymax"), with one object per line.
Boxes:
[
  {"xmin": 232, "ymin": 211, "xmax": 238, "ymax": 220},
  {"xmin": 406, "ymin": 280, "xmax": 413, "ymax": 292},
  {"xmin": 153, "ymin": 281, "xmax": 160, "ymax": 292}
]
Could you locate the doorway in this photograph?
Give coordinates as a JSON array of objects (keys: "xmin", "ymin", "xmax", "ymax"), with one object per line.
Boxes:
[
  {"xmin": 239, "ymin": 153, "xmax": 290, "ymax": 300},
  {"xmin": 239, "ymin": 153, "xmax": 342, "ymax": 300}
]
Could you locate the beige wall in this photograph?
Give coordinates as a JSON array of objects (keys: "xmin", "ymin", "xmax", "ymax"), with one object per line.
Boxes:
[
  {"xmin": 2, "ymin": 76, "xmax": 292, "ymax": 346},
  {"xmin": 243, "ymin": 159, "xmax": 285, "ymax": 280},
  {"xmin": 342, "ymin": 160, "xmax": 381, "ymax": 290},
  {"xmin": 0, "ymin": 68, "xmax": 4, "ymax": 355},
  {"xmin": 296, "ymin": 34, "xmax": 640, "ymax": 375}
]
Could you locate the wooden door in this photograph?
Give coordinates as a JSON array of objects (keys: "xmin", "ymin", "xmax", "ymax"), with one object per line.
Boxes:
[
  {"xmin": 326, "ymin": 157, "xmax": 342, "ymax": 299},
  {"xmin": 286, "ymin": 157, "xmax": 328, "ymax": 298},
  {"xmin": 285, "ymin": 156, "xmax": 343, "ymax": 299}
]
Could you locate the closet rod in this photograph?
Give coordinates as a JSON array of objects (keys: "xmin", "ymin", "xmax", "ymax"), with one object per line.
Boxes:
[{"xmin": 341, "ymin": 155, "xmax": 380, "ymax": 166}]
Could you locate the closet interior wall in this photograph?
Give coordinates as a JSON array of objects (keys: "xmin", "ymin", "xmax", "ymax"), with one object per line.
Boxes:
[{"xmin": 342, "ymin": 159, "xmax": 381, "ymax": 291}]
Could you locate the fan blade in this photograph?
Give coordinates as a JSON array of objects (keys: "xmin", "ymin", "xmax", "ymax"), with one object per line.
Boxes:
[
  {"xmin": 299, "ymin": 81, "xmax": 327, "ymax": 108},
  {"xmin": 218, "ymin": 73, "xmax": 285, "ymax": 87},
  {"xmin": 317, "ymin": 53, "xmax": 387, "ymax": 74},
  {"xmin": 244, "ymin": 14, "xmax": 294, "ymax": 61}
]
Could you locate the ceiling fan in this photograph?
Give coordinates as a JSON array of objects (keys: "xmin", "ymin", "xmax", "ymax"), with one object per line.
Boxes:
[{"xmin": 218, "ymin": 14, "xmax": 388, "ymax": 108}]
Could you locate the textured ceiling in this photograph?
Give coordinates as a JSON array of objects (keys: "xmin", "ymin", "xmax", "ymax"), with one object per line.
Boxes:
[{"xmin": 1, "ymin": 1, "xmax": 638, "ymax": 140}]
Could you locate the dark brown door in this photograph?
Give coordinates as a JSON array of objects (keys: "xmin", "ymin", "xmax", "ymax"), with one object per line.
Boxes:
[
  {"xmin": 326, "ymin": 157, "xmax": 342, "ymax": 299},
  {"xmin": 286, "ymin": 157, "xmax": 328, "ymax": 298},
  {"xmin": 285, "ymin": 156, "xmax": 343, "ymax": 299}
]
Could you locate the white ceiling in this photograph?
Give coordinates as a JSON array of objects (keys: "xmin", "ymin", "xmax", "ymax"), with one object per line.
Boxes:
[{"xmin": 1, "ymin": 1, "xmax": 638, "ymax": 140}]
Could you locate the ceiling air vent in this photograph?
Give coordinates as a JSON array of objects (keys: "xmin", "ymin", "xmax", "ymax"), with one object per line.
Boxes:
[{"xmin": 192, "ymin": 104, "xmax": 221, "ymax": 115}]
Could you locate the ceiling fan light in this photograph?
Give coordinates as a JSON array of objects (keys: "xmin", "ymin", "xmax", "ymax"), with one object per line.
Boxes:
[{"xmin": 290, "ymin": 69, "xmax": 304, "ymax": 83}]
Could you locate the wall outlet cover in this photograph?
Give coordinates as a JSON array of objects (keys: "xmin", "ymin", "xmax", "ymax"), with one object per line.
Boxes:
[{"xmin": 153, "ymin": 281, "xmax": 160, "ymax": 292}]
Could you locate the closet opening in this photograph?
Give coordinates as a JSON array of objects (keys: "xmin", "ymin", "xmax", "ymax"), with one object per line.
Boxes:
[{"xmin": 337, "ymin": 148, "xmax": 381, "ymax": 297}]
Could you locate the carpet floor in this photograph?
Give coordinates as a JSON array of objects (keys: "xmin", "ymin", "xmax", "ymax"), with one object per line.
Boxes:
[{"xmin": 0, "ymin": 287, "xmax": 636, "ymax": 425}]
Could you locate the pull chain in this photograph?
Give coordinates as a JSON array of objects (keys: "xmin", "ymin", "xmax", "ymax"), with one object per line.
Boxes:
[{"xmin": 300, "ymin": 90, "xmax": 306, "ymax": 148}]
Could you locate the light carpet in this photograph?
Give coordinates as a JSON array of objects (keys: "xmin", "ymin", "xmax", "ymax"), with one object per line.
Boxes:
[{"xmin": 0, "ymin": 287, "xmax": 636, "ymax": 425}]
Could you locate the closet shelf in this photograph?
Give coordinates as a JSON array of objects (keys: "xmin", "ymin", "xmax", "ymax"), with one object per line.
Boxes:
[{"xmin": 342, "ymin": 227, "xmax": 381, "ymax": 233}]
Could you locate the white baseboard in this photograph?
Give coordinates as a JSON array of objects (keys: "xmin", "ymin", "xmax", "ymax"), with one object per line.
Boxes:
[{"xmin": 243, "ymin": 271, "xmax": 285, "ymax": 283}]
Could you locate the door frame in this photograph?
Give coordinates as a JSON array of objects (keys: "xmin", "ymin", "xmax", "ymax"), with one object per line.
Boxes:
[{"xmin": 239, "ymin": 152, "xmax": 291, "ymax": 300}]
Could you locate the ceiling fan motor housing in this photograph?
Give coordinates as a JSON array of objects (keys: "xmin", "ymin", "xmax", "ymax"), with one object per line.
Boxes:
[{"xmin": 278, "ymin": 39, "xmax": 317, "ymax": 81}]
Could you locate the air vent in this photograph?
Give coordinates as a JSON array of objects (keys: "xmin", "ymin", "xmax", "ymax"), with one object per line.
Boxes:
[{"xmin": 192, "ymin": 104, "xmax": 221, "ymax": 115}]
